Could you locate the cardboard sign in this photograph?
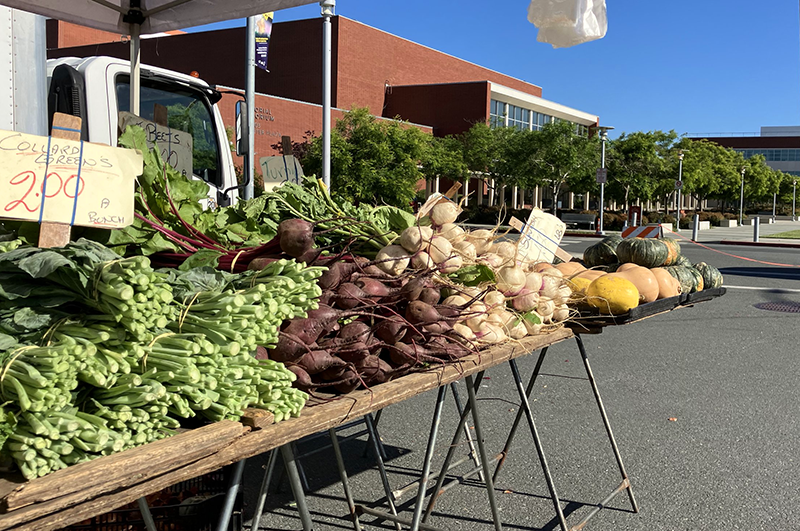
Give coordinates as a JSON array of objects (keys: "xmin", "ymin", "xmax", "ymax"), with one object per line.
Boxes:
[
  {"xmin": 509, "ymin": 208, "xmax": 567, "ymax": 264},
  {"xmin": 119, "ymin": 112, "xmax": 193, "ymax": 177},
  {"xmin": 0, "ymin": 129, "xmax": 142, "ymax": 229},
  {"xmin": 260, "ymin": 155, "xmax": 304, "ymax": 189}
]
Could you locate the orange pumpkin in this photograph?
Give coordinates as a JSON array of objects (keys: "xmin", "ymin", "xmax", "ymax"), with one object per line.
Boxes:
[
  {"xmin": 608, "ymin": 267, "xmax": 659, "ymax": 303},
  {"xmin": 650, "ymin": 267, "xmax": 681, "ymax": 299}
]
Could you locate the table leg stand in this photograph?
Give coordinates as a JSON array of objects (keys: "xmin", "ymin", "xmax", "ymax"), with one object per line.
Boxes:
[
  {"xmin": 574, "ymin": 334, "xmax": 639, "ymax": 515},
  {"xmin": 449, "ymin": 381, "xmax": 484, "ymax": 480},
  {"xmin": 280, "ymin": 444, "xmax": 315, "ymax": 531},
  {"xmin": 250, "ymin": 449, "xmax": 279, "ymax": 529},
  {"xmin": 249, "ymin": 445, "xmax": 315, "ymax": 531},
  {"xmin": 329, "ymin": 426, "xmax": 364, "ymax": 531},
  {"xmin": 507, "ymin": 358, "xmax": 569, "ymax": 531},
  {"xmin": 356, "ymin": 385, "xmax": 449, "ymax": 531},
  {"xmin": 215, "ymin": 458, "xmax": 247, "ymax": 531},
  {"xmin": 464, "ymin": 373, "xmax": 503, "ymax": 531},
  {"xmin": 136, "ymin": 497, "xmax": 157, "ymax": 531},
  {"xmin": 363, "ymin": 413, "xmax": 403, "ymax": 531},
  {"xmin": 421, "ymin": 375, "xmax": 491, "ymax": 523},
  {"xmin": 492, "ymin": 346, "xmax": 549, "ymax": 483}
]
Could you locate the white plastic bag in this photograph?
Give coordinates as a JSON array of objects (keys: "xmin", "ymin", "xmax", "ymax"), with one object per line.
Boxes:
[{"xmin": 527, "ymin": 0, "xmax": 608, "ymax": 49}]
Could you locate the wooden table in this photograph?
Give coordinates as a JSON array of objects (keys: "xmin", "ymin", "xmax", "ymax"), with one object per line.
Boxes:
[{"xmin": 0, "ymin": 328, "xmax": 574, "ymax": 531}]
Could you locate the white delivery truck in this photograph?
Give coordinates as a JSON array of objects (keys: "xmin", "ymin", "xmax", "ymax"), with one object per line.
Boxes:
[{"xmin": 1, "ymin": 7, "xmax": 248, "ymax": 207}]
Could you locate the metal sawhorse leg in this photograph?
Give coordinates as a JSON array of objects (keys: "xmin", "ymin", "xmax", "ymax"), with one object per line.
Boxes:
[
  {"xmin": 496, "ymin": 336, "xmax": 638, "ymax": 531},
  {"xmin": 350, "ymin": 372, "xmax": 503, "ymax": 531}
]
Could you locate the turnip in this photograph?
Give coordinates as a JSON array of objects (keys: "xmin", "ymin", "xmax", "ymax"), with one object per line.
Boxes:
[
  {"xmin": 475, "ymin": 322, "xmax": 507, "ymax": 345},
  {"xmin": 442, "ymin": 294, "xmax": 468, "ymax": 307},
  {"xmin": 540, "ymin": 275, "xmax": 562, "ymax": 299},
  {"xmin": 537, "ymin": 297, "xmax": 556, "ymax": 323},
  {"xmin": 511, "ymin": 288, "xmax": 540, "ymax": 312},
  {"xmin": 495, "ymin": 265, "xmax": 527, "ymax": 296},
  {"xmin": 525, "ymin": 271, "xmax": 544, "ymax": 292},
  {"xmin": 465, "ymin": 302, "xmax": 488, "ymax": 330},
  {"xmin": 454, "ymin": 240, "xmax": 477, "ymax": 260},
  {"xmin": 522, "ymin": 312, "xmax": 543, "ymax": 336},
  {"xmin": 553, "ymin": 303, "xmax": 570, "ymax": 323},
  {"xmin": 439, "ymin": 223, "xmax": 466, "ymax": 244},
  {"xmin": 452, "ymin": 322, "xmax": 476, "ymax": 342},
  {"xmin": 505, "ymin": 318, "xmax": 528, "ymax": 340},
  {"xmin": 427, "ymin": 236, "xmax": 453, "ymax": 265},
  {"xmin": 430, "ymin": 201, "xmax": 460, "ymax": 226},
  {"xmin": 490, "ymin": 241, "xmax": 517, "ymax": 263},
  {"xmin": 412, "ymin": 252, "xmax": 435, "ymax": 270},
  {"xmin": 400, "ymin": 226, "xmax": 434, "ymax": 253},
  {"xmin": 439, "ymin": 254, "xmax": 463, "ymax": 274},
  {"xmin": 375, "ymin": 245, "xmax": 410, "ymax": 276},
  {"xmin": 466, "ymin": 229, "xmax": 493, "ymax": 255},
  {"xmin": 479, "ymin": 253, "xmax": 505, "ymax": 269},
  {"xmin": 483, "ymin": 290, "xmax": 505, "ymax": 311}
]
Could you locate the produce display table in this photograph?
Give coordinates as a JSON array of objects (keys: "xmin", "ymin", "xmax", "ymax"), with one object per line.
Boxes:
[{"xmin": 0, "ymin": 329, "xmax": 574, "ymax": 531}]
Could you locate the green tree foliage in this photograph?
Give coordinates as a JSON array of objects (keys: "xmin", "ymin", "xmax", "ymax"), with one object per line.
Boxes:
[
  {"xmin": 513, "ymin": 120, "xmax": 598, "ymax": 213},
  {"xmin": 300, "ymin": 107, "xmax": 431, "ymax": 208},
  {"xmin": 606, "ymin": 130, "xmax": 677, "ymax": 210}
]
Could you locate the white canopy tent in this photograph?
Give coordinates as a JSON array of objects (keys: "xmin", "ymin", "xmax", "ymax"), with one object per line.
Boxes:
[{"xmin": 0, "ymin": 0, "xmax": 331, "ymax": 185}]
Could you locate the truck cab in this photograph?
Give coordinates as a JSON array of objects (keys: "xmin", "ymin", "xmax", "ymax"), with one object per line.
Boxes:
[{"xmin": 46, "ymin": 56, "xmax": 239, "ymax": 207}]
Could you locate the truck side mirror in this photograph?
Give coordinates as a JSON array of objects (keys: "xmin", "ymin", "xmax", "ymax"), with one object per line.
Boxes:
[{"xmin": 235, "ymin": 100, "xmax": 249, "ymax": 156}]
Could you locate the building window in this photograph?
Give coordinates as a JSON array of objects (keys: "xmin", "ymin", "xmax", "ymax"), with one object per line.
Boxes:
[
  {"xmin": 735, "ymin": 148, "xmax": 800, "ymax": 162},
  {"xmin": 489, "ymin": 99, "xmax": 506, "ymax": 128}
]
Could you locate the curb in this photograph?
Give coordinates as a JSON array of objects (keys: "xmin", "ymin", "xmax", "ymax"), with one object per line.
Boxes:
[{"xmin": 718, "ymin": 240, "xmax": 800, "ymax": 249}]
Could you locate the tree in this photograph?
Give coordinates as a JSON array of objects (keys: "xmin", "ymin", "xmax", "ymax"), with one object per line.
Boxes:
[
  {"xmin": 513, "ymin": 120, "xmax": 598, "ymax": 214},
  {"xmin": 299, "ymin": 107, "xmax": 431, "ymax": 208},
  {"xmin": 606, "ymin": 130, "xmax": 677, "ymax": 211}
]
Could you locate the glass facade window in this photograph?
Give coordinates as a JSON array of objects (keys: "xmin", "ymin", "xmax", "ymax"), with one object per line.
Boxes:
[
  {"xmin": 489, "ymin": 99, "xmax": 585, "ymax": 134},
  {"xmin": 735, "ymin": 148, "xmax": 800, "ymax": 162},
  {"xmin": 489, "ymin": 99, "xmax": 506, "ymax": 128}
]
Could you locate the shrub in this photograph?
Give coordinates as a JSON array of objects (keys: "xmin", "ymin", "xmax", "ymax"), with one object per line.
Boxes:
[{"xmin": 708, "ymin": 212, "xmax": 725, "ymax": 226}]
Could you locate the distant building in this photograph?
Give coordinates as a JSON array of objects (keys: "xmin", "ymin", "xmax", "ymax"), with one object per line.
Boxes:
[
  {"xmin": 691, "ymin": 126, "xmax": 800, "ymax": 177},
  {"xmin": 47, "ymin": 16, "xmax": 598, "ymax": 208}
]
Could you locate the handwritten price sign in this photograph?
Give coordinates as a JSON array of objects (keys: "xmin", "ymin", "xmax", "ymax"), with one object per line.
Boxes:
[
  {"xmin": 0, "ymin": 129, "xmax": 142, "ymax": 229},
  {"xmin": 512, "ymin": 208, "xmax": 566, "ymax": 265},
  {"xmin": 119, "ymin": 112, "xmax": 193, "ymax": 177}
]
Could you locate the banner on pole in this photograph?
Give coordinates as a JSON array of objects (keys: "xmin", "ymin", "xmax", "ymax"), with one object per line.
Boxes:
[{"xmin": 255, "ymin": 13, "xmax": 274, "ymax": 71}]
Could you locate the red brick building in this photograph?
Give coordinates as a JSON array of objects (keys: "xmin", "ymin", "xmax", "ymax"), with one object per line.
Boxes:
[{"xmin": 48, "ymin": 16, "xmax": 599, "ymax": 207}]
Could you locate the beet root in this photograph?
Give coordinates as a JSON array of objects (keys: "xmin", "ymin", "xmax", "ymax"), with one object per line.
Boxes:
[{"xmin": 278, "ymin": 219, "xmax": 315, "ymax": 258}]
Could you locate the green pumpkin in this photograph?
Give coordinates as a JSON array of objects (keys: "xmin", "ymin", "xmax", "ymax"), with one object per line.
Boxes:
[
  {"xmin": 674, "ymin": 254, "xmax": 692, "ymax": 267},
  {"xmin": 693, "ymin": 262, "xmax": 723, "ymax": 289},
  {"xmin": 602, "ymin": 262, "xmax": 622, "ymax": 273},
  {"xmin": 583, "ymin": 235, "xmax": 623, "ymax": 267},
  {"xmin": 660, "ymin": 237, "xmax": 682, "ymax": 266},
  {"xmin": 664, "ymin": 265, "xmax": 701, "ymax": 293},
  {"xmin": 616, "ymin": 238, "xmax": 670, "ymax": 268}
]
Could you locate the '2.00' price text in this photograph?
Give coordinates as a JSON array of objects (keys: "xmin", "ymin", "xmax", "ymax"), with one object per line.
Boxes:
[{"xmin": 4, "ymin": 171, "xmax": 85, "ymax": 213}]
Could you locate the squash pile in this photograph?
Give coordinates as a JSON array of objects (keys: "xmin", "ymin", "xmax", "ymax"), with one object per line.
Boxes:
[{"xmin": 564, "ymin": 236, "xmax": 724, "ymax": 315}]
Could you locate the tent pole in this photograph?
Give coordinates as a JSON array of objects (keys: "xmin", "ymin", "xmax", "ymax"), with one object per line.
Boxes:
[
  {"xmin": 129, "ymin": 22, "xmax": 140, "ymax": 115},
  {"xmin": 321, "ymin": 0, "xmax": 335, "ymax": 190},
  {"xmin": 244, "ymin": 16, "xmax": 256, "ymax": 200}
]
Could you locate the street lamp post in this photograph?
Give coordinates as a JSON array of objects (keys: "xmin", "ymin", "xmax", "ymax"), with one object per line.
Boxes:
[
  {"xmin": 738, "ymin": 167, "xmax": 746, "ymax": 226},
  {"xmin": 595, "ymin": 125, "xmax": 613, "ymax": 235},
  {"xmin": 793, "ymin": 180, "xmax": 797, "ymax": 222},
  {"xmin": 676, "ymin": 151, "xmax": 684, "ymax": 232}
]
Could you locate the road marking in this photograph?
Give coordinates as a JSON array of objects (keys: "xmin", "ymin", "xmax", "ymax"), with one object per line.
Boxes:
[
  {"xmin": 725, "ymin": 285, "xmax": 800, "ymax": 293},
  {"xmin": 560, "ymin": 240, "xmax": 580, "ymax": 244}
]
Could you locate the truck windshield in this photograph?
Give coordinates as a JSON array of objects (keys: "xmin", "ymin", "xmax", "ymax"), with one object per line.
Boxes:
[{"xmin": 116, "ymin": 76, "xmax": 222, "ymax": 188}]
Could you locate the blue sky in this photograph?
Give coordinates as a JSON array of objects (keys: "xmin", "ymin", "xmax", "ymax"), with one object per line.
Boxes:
[{"xmin": 187, "ymin": 0, "xmax": 800, "ymax": 139}]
